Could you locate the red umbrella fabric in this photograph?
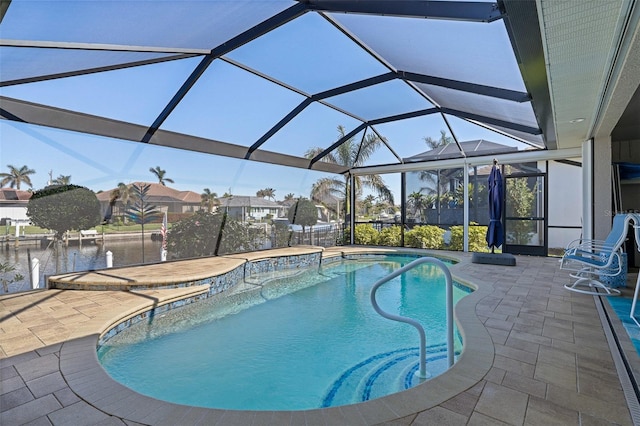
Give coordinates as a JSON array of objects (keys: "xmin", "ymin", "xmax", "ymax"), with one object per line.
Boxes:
[{"xmin": 486, "ymin": 162, "xmax": 504, "ymax": 252}]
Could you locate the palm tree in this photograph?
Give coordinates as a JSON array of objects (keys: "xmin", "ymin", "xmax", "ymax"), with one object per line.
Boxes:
[
  {"xmin": 0, "ymin": 164, "xmax": 35, "ymax": 190},
  {"xmin": 149, "ymin": 166, "xmax": 174, "ymax": 186},
  {"xmin": 52, "ymin": 175, "xmax": 71, "ymax": 185},
  {"xmin": 423, "ymin": 129, "xmax": 452, "ymax": 150},
  {"xmin": 104, "ymin": 189, "xmax": 119, "ymax": 224},
  {"xmin": 261, "ymin": 188, "xmax": 276, "ymax": 200},
  {"xmin": 419, "ymin": 130, "xmax": 454, "ymax": 192},
  {"xmin": 418, "ymin": 130, "xmax": 461, "ymax": 224},
  {"xmin": 305, "ymin": 125, "xmax": 393, "ymax": 214},
  {"xmin": 110, "ymin": 182, "xmax": 135, "ymax": 220},
  {"xmin": 201, "ymin": 188, "xmax": 219, "ymax": 213},
  {"xmin": 117, "ymin": 182, "xmax": 134, "ymax": 206},
  {"xmin": 284, "ymin": 193, "xmax": 295, "ymax": 201},
  {"xmin": 362, "ymin": 194, "xmax": 375, "ymax": 216},
  {"xmin": 408, "ymin": 191, "xmax": 426, "ymax": 219},
  {"xmin": 420, "ymin": 130, "xmax": 453, "ymax": 184}
]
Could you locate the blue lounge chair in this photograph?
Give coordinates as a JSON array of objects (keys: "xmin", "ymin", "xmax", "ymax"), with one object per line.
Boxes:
[{"xmin": 561, "ymin": 213, "xmax": 634, "ymax": 296}]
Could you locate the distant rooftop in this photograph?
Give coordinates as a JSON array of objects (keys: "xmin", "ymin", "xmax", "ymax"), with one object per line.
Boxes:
[
  {"xmin": 405, "ymin": 139, "xmax": 519, "ymax": 162},
  {"xmin": 96, "ymin": 182, "xmax": 201, "ymax": 204},
  {"xmin": 0, "ymin": 188, "xmax": 31, "ymax": 201}
]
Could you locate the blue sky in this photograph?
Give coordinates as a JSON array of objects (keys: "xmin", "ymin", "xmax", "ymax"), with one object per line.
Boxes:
[
  {"xmin": 0, "ymin": 1, "xmax": 534, "ymax": 202},
  {"xmin": 0, "ymin": 120, "xmax": 339, "ymax": 200}
]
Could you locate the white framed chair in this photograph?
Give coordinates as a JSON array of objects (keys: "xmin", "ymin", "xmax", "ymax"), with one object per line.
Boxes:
[
  {"xmin": 561, "ymin": 213, "xmax": 634, "ymax": 296},
  {"xmin": 627, "ymin": 214, "xmax": 640, "ymax": 326}
]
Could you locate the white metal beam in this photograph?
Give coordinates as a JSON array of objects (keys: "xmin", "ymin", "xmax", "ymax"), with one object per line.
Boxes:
[{"xmin": 350, "ymin": 147, "xmax": 583, "ymax": 176}]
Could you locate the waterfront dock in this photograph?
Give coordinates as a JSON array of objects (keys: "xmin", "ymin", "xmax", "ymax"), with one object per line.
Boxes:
[{"xmin": 1, "ymin": 231, "xmax": 104, "ymax": 249}]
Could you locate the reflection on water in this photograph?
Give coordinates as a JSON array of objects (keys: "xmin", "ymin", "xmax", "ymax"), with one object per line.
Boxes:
[{"xmin": 1, "ymin": 239, "xmax": 163, "ymax": 294}]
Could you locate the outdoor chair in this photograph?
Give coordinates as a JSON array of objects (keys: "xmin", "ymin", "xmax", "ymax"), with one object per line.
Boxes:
[
  {"xmin": 627, "ymin": 214, "xmax": 640, "ymax": 326},
  {"xmin": 560, "ymin": 213, "xmax": 634, "ymax": 296}
]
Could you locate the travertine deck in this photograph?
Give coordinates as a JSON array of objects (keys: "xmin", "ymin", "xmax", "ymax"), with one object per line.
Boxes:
[{"xmin": 1, "ymin": 246, "xmax": 637, "ymax": 425}]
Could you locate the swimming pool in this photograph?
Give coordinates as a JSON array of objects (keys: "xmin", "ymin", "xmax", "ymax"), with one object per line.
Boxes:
[
  {"xmin": 606, "ymin": 296, "xmax": 640, "ymax": 354},
  {"xmin": 98, "ymin": 255, "xmax": 471, "ymax": 410}
]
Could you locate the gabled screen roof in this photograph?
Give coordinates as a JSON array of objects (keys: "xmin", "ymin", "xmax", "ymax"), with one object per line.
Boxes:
[{"xmin": 1, "ymin": 0, "xmax": 552, "ymax": 175}]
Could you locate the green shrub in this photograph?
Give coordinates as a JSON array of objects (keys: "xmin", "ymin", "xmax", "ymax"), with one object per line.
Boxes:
[
  {"xmin": 448, "ymin": 223, "xmax": 490, "ymax": 252},
  {"xmin": 405, "ymin": 225, "xmax": 445, "ymax": 249},
  {"xmin": 469, "ymin": 224, "xmax": 490, "ymax": 252},
  {"xmin": 167, "ymin": 211, "xmax": 262, "ymax": 259},
  {"xmin": 354, "ymin": 223, "xmax": 379, "ymax": 245},
  {"xmin": 27, "ymin": 184, "xmax": 101, "ymax": 238},
  {"xmin": 271, "ymin": 221, "xmax": 293, "ymax": 248},
  {"xmin": 378, "ymin": 226, "xmax": 402, "ymax": 247},
  {"xmin": 288, "ymin": 198, "xmax": 317, "ymax": 231},
  {"xmin": 448, "ymin": 226, "xmax": 463, "ymax": 251}
]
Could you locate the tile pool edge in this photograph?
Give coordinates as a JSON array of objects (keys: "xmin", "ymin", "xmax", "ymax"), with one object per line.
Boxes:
[
  {"xmin": 47, "ymin": 246, "xmax": 325, "ymax": 290},
  {"xmin": 60, "ymin": 249, "xmax": 496, "ymax": 425},
  {"xmin": 602, "ymin": 294, "xmax": 640, "ymax": 388},
  {"xmin": 96, "ymin": 251, "xmax": 324, "ymax": 346}
]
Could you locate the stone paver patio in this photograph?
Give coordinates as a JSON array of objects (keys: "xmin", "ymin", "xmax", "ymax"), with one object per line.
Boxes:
[{"xmin": 1, "ymin": 246, "xmax": 638, "ymax": 425}]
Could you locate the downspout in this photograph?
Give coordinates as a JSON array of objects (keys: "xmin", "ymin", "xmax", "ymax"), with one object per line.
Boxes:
[
  {"xmin": 583, "ymin": 139, "xmax": 593, "ymax": 241},
  {"xmin": 463, "ymin": 160, "xmax": 469, "ymax": 252},
  {"xmin": 401, "ymin": 172, "xmax": 406, "ymax": 247},
  {"xmin": 350, "ymin": 173, "xmax": 356, "ymax": 244}
]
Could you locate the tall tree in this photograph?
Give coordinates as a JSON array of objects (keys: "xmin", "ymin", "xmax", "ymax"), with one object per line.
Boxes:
[
  {"xmin": 149, "ymin": 166, "xmax": 174, "ymax": 186},
  {"xmin": 110, "ymin": 182, "xmax": 135, "ymax": 220},
  {"xmin": 201, "ymin": 188, "xmax": 219, "ymax": 213},
  {"xmin": 305, "ymin": 126, "xmax": 394, "ymax": 214},
  {"xmin": 0, "ymin": 164, "xmax": 35, "ymax": 190},
  {"xmin": 418, "ymin": 130, "xmax": 461, "ymax": 223},
  {"xmin": 408, "ymin": 191, "xmax": 427, "ymax": 220},
  {"xmin": 423, "ymin": 129, "xmax": 452, "ymax": 149},
  {"xmin": 284, "ymin": 193, "xmax": 295, "ymax": 201},
  {"xmin": 362, "ymin": 194, "xmax": 375, "ymax": 216},
  {"xmin": 258, "ymin": 188, "xmax": 275, "ymax": 200},
  {"xmin": 27, "ymin": 184, "xmax": 101, "ymax": 238},
  {"xmin": 287, "ymin": 198, "xmax": 318, "ymax": 244},
  {"xmin": 419, "ymin": 130, "xmax": 455, "ymax": 193},
  {"xmin": 52, "ymin": 175, "xmax": 71, "ymax": 185},
  {"xmin": 116, "ymin": 182, "xmax": 133, "ymax": 206}
]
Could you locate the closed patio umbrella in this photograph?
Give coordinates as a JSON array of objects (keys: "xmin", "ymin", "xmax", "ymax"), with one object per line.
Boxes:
[{"xmin": 486, "ymin": 160, "xmax": 503, "ymax": 253}]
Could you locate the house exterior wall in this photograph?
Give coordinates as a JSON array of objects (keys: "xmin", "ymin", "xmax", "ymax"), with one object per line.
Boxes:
[
  {"xmin": 0, "ymin": 205, "xmax": 29, "ymax": 222},
  {"xmin": 221, "ymin": 206, "xmax": 282, "ymax": 221},
  {"xmin": 249, "ymin": 207, "xmax": 279, "ymax": 220},
  {"xmin": 180, "ymin": 204, "xmax": 203, "ymax": 213}
]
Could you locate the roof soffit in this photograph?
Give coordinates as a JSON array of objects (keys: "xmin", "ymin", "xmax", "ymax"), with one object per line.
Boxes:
[{"xmin": 535, "ymin": 0, "xmax": 639, "ymax": 148}]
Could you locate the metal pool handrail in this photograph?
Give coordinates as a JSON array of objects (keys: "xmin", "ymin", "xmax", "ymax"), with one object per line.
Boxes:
[{"xmin": 370, "ymin": 257, "xmax": 454, "ymax": 379}]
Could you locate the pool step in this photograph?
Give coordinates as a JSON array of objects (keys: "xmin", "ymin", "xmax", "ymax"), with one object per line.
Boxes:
[{"xmin": 322, "ymin": 344, "xmax": 452, "ymax": 407}]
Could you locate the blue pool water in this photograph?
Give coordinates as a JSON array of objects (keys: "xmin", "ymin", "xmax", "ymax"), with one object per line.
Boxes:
[
  {"xmin": 606, "ymin": 296, "xmax": 640, "ymax": 354},
  {"xmin": 98, "ymin": 255, "xmax": 471, "ymax": 410}
]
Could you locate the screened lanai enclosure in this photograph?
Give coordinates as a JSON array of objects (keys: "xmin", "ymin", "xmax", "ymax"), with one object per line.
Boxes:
[{"xmin": 5, "ymin": 0, "xmax": 636, "ymax": 285}]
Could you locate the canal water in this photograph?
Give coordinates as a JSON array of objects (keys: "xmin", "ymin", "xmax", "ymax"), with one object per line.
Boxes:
[{"xmin": 1, "ymin": 239, "xmax": 163, "ymax": 294}]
